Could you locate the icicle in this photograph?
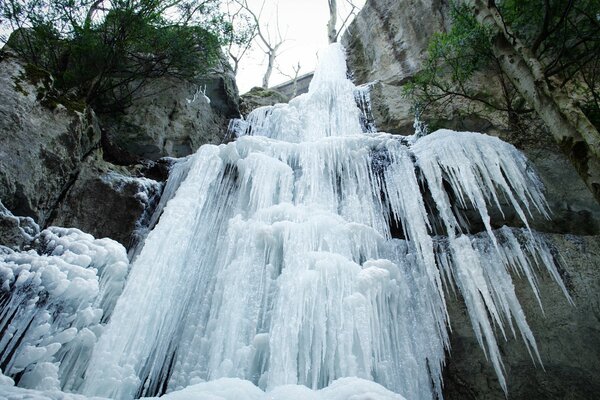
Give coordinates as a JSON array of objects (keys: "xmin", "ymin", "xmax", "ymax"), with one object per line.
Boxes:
[
  {"xmin": 128, "ymin": 157, "xmax": 193, "ymax": 261},
  {"xmin": 354, "ymin": 82, "xmax": 377, "ymax": 133}
]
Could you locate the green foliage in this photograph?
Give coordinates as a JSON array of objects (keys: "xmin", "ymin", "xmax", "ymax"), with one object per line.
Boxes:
[
  {"xmin": 405, "ymin": 0, "xmax": 600, "ymax": 128},
  {"xmin": 498, "ymin": 0, "xmax": 600, "ymax": 128},
  {"xmin": 403, "ymin": 3, "xmax": 501, "ymax": 113},
  {"xmin": 1, "ymin": 0, "xmax": 249, "ymax": 112},
  {"xmin": 426, "ymin": 4, "xmax": 493, "ymax": 85}
]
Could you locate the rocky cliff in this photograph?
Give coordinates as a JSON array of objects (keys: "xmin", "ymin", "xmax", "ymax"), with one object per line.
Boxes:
[
  {"xmin": 0, "ymin": 47, "xmax": 240, "ymax": 250},
  {"xmin": 101, "ymin": 57, "xmax": 239, "ymax": 161},
  {"xmin": 343, "ymin": 0, "xmax": 600, "ymax": 398},
  {"xmin": 0, "ymin": 51, "xmax": 100, "ymax": 227},
  {"xmin": 343, "ymin": 1, "xmax": 600, "ymax": 237}
]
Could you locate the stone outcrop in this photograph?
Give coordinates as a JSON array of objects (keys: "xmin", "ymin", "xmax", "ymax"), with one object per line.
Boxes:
[
  {"xmin": 342, "ymin": 0, "xmax": 445, "ymax": 134},
  {"xmin": 0, "ymin": 50, "xmax": 101, "ymax": 226},
  {"xmin": 0, "ymin": 45, "xmax": 240, "ymax": 249},
  {"xmin": 344, "ymin": 0, "xmax": 600, "ymax": 397},
  {"xmin": 50, "ymin": 154, "xmax": 163, "ymax": 249},
  {"xmin": 239, "ymin": 86, "xmax": 289, "ymax": 116},
  {"xmin": 0, "ymin": 201, "xmax": 39, "ymax": 251},
  {"xmin": 101, "ymin": 57, "xmax": 240, "ymax": 160}
]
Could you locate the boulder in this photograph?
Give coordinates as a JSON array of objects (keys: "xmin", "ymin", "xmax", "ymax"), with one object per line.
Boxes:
[
  {"xmin": 0, "ymin": 201, "xmax": 39, "ymax": 251},
  {"xmin": 240, "ymin": 86, "xmax": 289, "ymax": 116},
  {"xmin": 50, "ymin": 153, "xmax": 163, "ymax": 250},
  {"xmin": 100, "ymin": 56, "xmax": 240, "ymax": 160}
]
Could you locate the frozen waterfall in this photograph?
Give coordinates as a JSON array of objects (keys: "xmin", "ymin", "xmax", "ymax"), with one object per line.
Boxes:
[{"xmin": 1, "ymin": 43, "xmax": 571, "ymax": 400}]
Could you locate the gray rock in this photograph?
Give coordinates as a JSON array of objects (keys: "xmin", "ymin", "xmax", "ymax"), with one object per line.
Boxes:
[
  {"xmin": 240, "ymin": 86, "xmax": 289, "ymax": 117},
  {"xmin": 101, "ymin": 56, "xmax": 240, "ymax": 160},
  {"xmin": 443, "ymin": 233, "xmax": 600, "ymax": 400},
  {"xmin": 0, "ymin": 50, "xmax": 101, "ymax": 226},
  {"xmin": 50, "ymin": 154, "xmax": 163, "ymax": 249},
  {"xmin": 343, "ymin": 0, "xmax": 448, "ymax": 86}
]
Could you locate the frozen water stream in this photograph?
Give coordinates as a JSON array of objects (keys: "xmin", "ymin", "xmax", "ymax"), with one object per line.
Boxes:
[{"xmin": 0, "ymin": 44, "xmax": 571, "ymax": 400}]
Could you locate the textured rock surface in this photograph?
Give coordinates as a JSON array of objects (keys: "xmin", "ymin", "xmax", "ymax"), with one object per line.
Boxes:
[
  {"xmin": 0, "ymin": 45, "xmax": 238, "ymax": 247},
  {"xmin": 345, "ymin": 0, "xmax": 600, "ymax": 397},
  {"xmin": 239, "ymin": 86, "xmax": 289, "ymax": 116},
  {"xmin": 343, "ymin": 0, "xmax": 447, "ymax": 86},
  {"xmin": 444, "ymin": 234, "xmax": 600, "ymax": 400},
  {"xmin": 342, "ymin": 0, "xmax": 448, "ymax": 134},
  {"xmin": 101, "ymin": 57, "xmax": 240, "ymax": 160},
  {"xmin": 0, "ymin": 50, "xmax": 101, "ymax": 225},
  {"xmin": 50, "ymin": 154, "xmax": 163, "ymax": 249}
]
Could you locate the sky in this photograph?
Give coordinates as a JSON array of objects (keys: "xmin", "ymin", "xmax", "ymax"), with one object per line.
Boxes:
[{"xmin": 234, "ymin": 0, "xmax": 365, "ymax": 94}]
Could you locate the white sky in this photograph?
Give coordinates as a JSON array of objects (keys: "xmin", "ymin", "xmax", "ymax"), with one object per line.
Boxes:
[{"xmin": 234, "ymin": 0, "xmax": 365, "ymax": 94}]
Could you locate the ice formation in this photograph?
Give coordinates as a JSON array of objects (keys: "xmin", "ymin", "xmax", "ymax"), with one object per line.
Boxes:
[
  {"xmin": 1, "ymin": 43, "xmax": 572, "ymax": 400},
  {"xmin": 0, "ymin": 227, "xmax": 129, "ymax": 392}
]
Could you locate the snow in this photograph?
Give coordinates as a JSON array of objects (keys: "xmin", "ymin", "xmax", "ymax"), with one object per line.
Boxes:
[
  {"xmin": 1, "ymin": 43, "xmax": 572, "ymax": 400},
  {"xmin": 1, "ymin": 377, "xmax": 405, "ymax": 400}
]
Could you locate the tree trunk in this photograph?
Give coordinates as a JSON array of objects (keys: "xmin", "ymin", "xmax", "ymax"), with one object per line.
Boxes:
[
  {"xmin": 328, "ymin": 0, "xmax": 338, "ymax": 43},
  {"xmin": 463, "ymin": 0, "xmax": 600, "ymax": 203},
  {"xmin": 262, "ymin": 51, "xmax": 275, "ymax": 88}
]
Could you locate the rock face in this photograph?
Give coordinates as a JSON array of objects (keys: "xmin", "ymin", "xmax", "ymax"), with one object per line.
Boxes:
[
  {"xmin": 344, "ymin": 0, "xmax": 600, "ymax": 397},
  {"xmin": 0, "ymin": 45, "xmax": 240, "ymax": 249},
  {"xmin": 101, "ymin": 57, "xmax": 240, "ymax": 160},
  {"xmin": 239, "ymin": 86, "xmax": 289, "ymax": 116},
  {"xmin": 0, "ymin": 51, "xmax": 101, "ymax": 226},
  {"xmin": 0, "ymin": 201, "xmax": 39, "ymax": 251},
  {"xmin": 444, "ymin": 234, "xmax": 600, "ymax": 400},
  {"xmin": 342, "ymin": 0, "xmax": 447, "ymax": 135},
  {"xmin": 50, "ymin": 154, "xmax": 163, "ymax": 249}
]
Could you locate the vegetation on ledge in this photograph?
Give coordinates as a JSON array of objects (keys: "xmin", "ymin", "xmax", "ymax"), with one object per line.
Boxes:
[{"xmin": 1, "ymin": 0, "xmax": 252, "ymax": 113}]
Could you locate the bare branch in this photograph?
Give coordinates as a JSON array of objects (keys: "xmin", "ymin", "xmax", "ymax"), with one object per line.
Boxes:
[{"xmin": 234, "ymin": 0, "xmax": 287, "ymax": 87}]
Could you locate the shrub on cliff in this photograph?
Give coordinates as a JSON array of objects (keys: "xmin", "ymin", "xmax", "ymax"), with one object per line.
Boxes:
[
  {"xmin": 1, "ymin": 0, "xmax": 246, "ymax": 112},
  {"xmin": 406, "ymin": 0, "xmax": 600, "ymax": 129},
  {"xmin": 405, "ymin": 0, "xmax": 600, "ymax": 203}
]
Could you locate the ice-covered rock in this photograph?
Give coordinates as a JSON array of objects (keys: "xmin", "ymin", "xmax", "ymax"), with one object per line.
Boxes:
[
  {"xmin": 0, "ymin": 226, "xmax": 128, "ymax": 391},
  {"xmin": 50, "ymin": 158, "xmax": 164, "ymax": 251}
]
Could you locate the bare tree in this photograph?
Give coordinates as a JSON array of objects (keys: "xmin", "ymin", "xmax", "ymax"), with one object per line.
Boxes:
[
  {"xmin": 327, "ymin": 0, "xmax": 358, "ymax": 43},
  {"xmin": 224, "ymin": 1, "xmax": 257, "ymax": 75},
  {"xmin": 276, "ymin": 61, "xmax": 302, "ymax": 97},
  {"xmin": 235, "ymin": 0, "xmax": 286, "ymax": 88}
]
